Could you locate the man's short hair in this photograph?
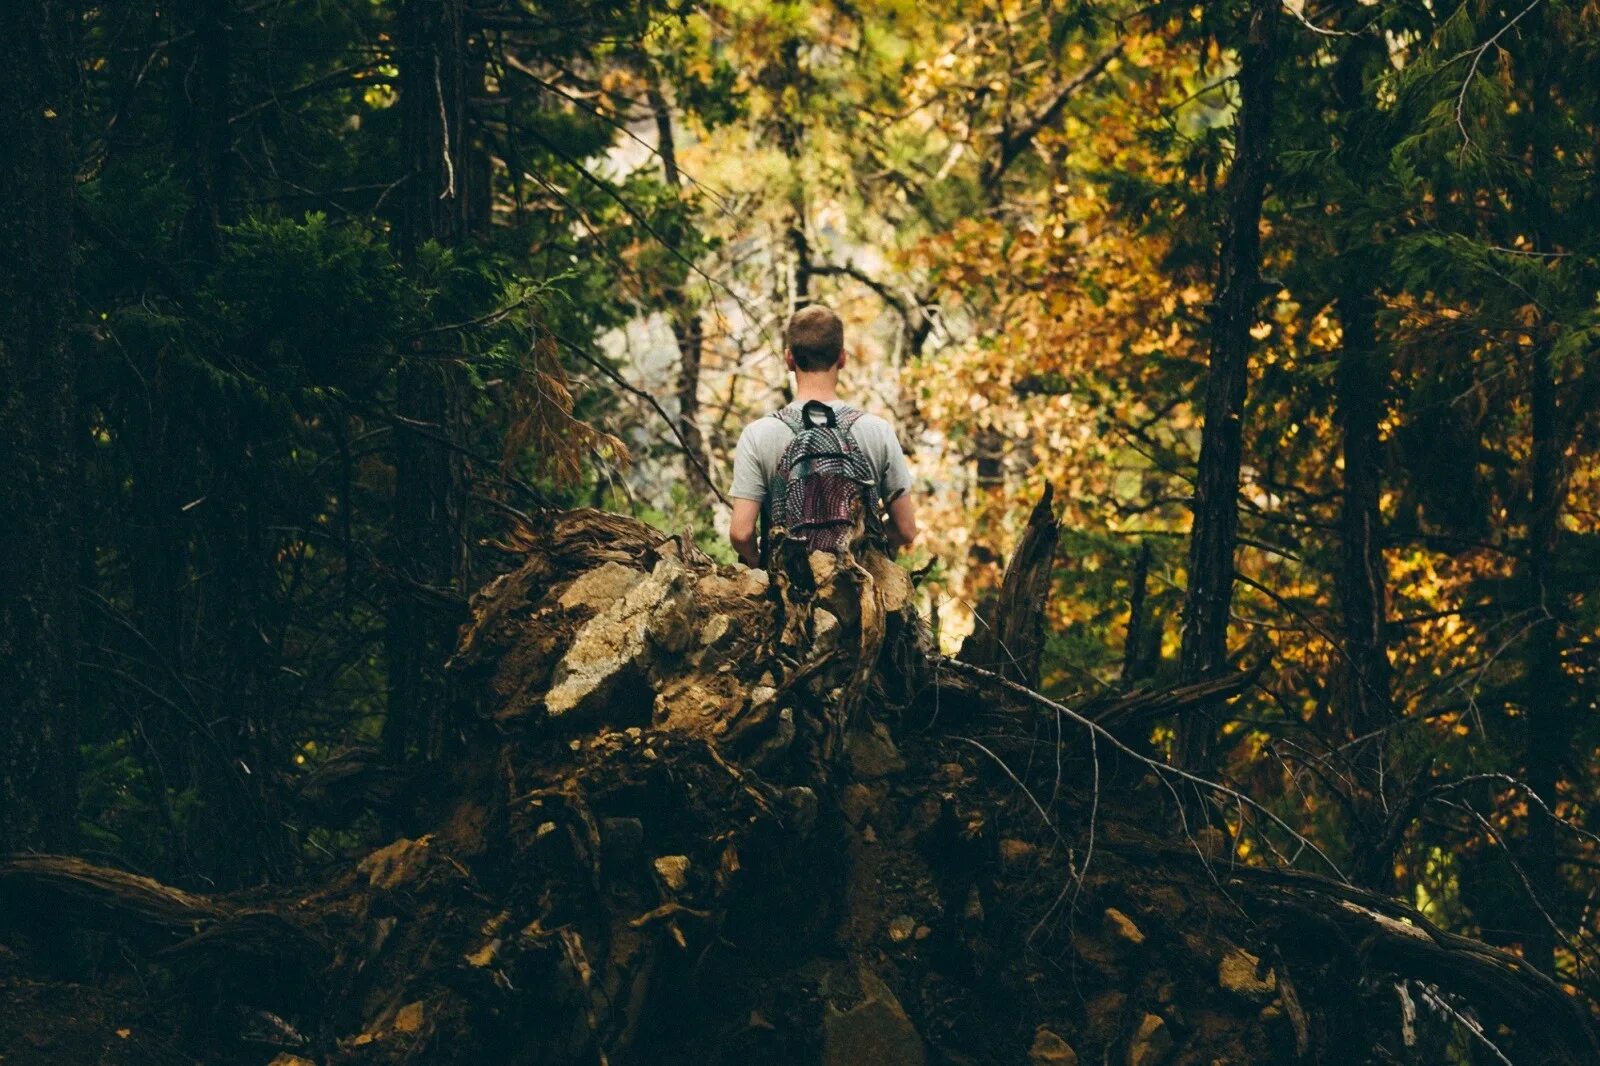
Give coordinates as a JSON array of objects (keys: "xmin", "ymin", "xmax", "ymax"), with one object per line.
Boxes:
[{"xmin": 786, "ymin": 305, "xmax": 845, "ymax": 372}]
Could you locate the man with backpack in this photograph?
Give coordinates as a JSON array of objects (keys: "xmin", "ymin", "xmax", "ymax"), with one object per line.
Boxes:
[{"xmin": 728, "ymin": 304, "xmax": 918, "ymax": 568}]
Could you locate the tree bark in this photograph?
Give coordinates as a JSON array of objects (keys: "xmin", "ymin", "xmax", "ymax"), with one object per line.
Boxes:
[
  {"xmin": 386, "ymin": 0, "xmax": 473, "ymax": 765},
  {"xmin": 170, "ymin": 0, "xmax": 233, "ymax": 257},
  {"xmin": 1334, "ymin": 285, "xmax": 1393, "ymax": 876},
  {"xmin": 1121, "ymin": 540, "xmax": 1154, "ymax": 684},
  {"xmin": 1176, "ymin": 0, "xmax": 1280, "ymax": 771},
  {"xmin": 0, "ymin": 0, "xmax": 79, "ymax": 853},
  {"xmin": 1522, "ymin": 344, "xmax": 1567, "ymax": 976},
  {"xmin": 959, "ymin": 484, "xmax": 1059, "ymax": 688},
  {"xmin": 647, "ymin": 80, "xmax": 714, "ymax": 499}
]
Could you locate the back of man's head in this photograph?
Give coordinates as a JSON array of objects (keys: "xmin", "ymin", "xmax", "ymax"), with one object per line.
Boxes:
[{"xmin": 786, "ymin": 305, "xmax": 845, "ymax": 373}]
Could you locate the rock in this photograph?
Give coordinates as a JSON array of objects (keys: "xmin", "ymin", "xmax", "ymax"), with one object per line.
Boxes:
[
  {"xmin": 813, "ymin": 607, "xmax": 840, "ymax": 651},
  {"xmin": 654, "ymin": 855, "xmax": 690, "ymax": 892},
  {"xmin": 1218, "ymin": 947, "xmax": 1276, "ymax": 999},
  {"xmin": 963, "ymin": 887, "xmax": 986, "ymax": 924},
  {"xmin": 546, "ymin": 559, "xmax": 689, "ymax": 720},
  {"xmin": 557, "ymin": 561, "xmax": 641, "ymax": 610},
  {"xmin": 1073, "ymin": 935, "xmax": 1120, "ymax": 977},
  {"xmin": 823, "ymin": 968, "xmax": 925, "ymax": 1066},
  {"xmin": 1105, "ymin": 907, "xmax": 1145, "ymax": 945},
  {"xmin": 699, "ymin": 613, "xmax": 732, "ymax": 649},
  {"xmin": 1030, "ymin": 1026, "xmax": 1079, "ymax": 1064},
  {"xmin": 267, "ymin": 1057, "xmax": 317, "ymax": 1066},
  {"xmin": 600, "ymin": 817, "xmax": 643, "ymax": 873},
  {"xmin": 863, "ymin": 552, "xmax": 913, "ymax": 611},
  {"xmin": 846, "ymin": 720, "xmax": 906, "ymax": 778},
  {"xmin": 1127, "ymin": 1013, "xmax": 1172, "ymax": 1066},
  {"xmin": 358, "ymin": 835, "xmax": 432, "ymax": 891},
  {"xmin": 999, "ymin": 838, "xmax": 1038, "ymax": 867},
  {"xmin": 393, "ymin": 1001, "xmax": 425, "ymax": 1034},
  {"xmin": 888, "ymin": 914, "xmax": 917, "ymax": 942},
  {"xmin": 1085, "ymin": 991, "xmax": 1128, "ymax": 1040},
  {"xmin": 735, "ymin": 566, "xmax": 769, "ymax": 597},
  {"xmin": 784, "ymin": 785, "xmax": 819, "ymax": 837},
  {"xmin": 745, "ymin": 706, "xmax": 796, "ymax": 768},
  {"xmin": 839, "ymin": 782, "xmax": 875, "ymax": 827},
  {"xmin": 809, "ymin": 551, "xmax": 839, "ymax": 586}
]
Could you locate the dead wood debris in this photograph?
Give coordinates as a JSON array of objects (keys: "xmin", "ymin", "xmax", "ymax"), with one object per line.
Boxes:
[{"xmin": 2, "ymin": 506, "xmax": 1596, "ymax": 1065}]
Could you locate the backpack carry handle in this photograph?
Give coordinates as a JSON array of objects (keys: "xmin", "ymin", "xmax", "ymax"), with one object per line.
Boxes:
[{"xmin": 800, "ymin": 399, "xmax": 838, "ymax": 429}]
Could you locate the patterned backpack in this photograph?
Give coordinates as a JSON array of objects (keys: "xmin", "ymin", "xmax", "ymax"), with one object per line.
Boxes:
[{"xmin": 764, "ymin": 400, "xmax": 880, "ymax": 556}]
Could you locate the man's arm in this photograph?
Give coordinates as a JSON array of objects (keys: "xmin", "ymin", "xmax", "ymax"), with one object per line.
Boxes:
[
  {"xmin": 872, "ymin": 417, "xmax": 917, "ymax": 553},
  {"xmin": 728, "ymin": 423, "xmax": 768, "ymax": 567},
  {"xmin": 886, "ymin": 492, "xmax": 917, "ymax": 552},
  {"xmin": 730, "ymin": 497, "xmax": 762, "ymax": 567}
]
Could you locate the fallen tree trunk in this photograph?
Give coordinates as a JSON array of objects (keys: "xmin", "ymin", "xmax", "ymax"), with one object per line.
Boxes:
[{"xmin": 2, "ymin": 508, "xmax": 1595, "ymax": 1065}]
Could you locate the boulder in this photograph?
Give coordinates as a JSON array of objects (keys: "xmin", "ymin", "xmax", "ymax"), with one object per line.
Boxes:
[{"xmin": 823, "ymin": 968, "xmax": 925, "ymax": 1066}]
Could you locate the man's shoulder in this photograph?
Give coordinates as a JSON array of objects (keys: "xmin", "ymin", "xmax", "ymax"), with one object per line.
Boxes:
[
  {"xmin": 844, "ymin": 408, "xmax": 900, "ymax": 441},
  {"xmin": 739, "ymin": 412, "xmax": 786, "ymax": 433},
  {"xmin": 737, "ymin": 414, "xmax": 793, "ymax": 450}
]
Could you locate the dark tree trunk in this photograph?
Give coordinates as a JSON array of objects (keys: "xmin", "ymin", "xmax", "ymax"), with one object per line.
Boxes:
[
  {"xmin": 959, "ymin": 485, "xmax": 1059, "ymax": 689},
  {"xmin": 386, "ymin": 0, "xmax": 472, "ymax": 765},
  {"xmin": 1176, "ymin": 0, "xmax": 1281, "ymax": 770},
  {"xmin": 0, "ymin": 0, "xmax": 79, "ymax": 853},
  {"xmin": 647, "ymin": 81, "xmax": 713, "ymax": 499},
  {"xmin": 1121, "ymin": 540, "xmax": 1154, "ymax": 685},
  {"xmin": 1522, "ymin": 345, "xmax": 1567, "ymax": 976},
  {"xmin": 1334, "ymin": 286, "xmax": 1392, "ymax": 863},
  {"xmin": 170, "ymin": 0, "xmax": 233, "ymax": 257}
]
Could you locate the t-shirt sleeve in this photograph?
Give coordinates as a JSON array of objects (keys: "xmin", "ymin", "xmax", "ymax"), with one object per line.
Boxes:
[
  {"xmin": 729, "ymin": 423, "xmax": 768, "ymax": 501},
  {"xmin": 868, "ymin": 417, "xmax": 914, "ymax": 503}
]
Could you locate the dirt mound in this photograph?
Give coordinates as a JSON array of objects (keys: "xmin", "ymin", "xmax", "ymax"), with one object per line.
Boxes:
[{"xmin": 2, "ymin": 509, "xmax": 1593, "ymax": 1064}]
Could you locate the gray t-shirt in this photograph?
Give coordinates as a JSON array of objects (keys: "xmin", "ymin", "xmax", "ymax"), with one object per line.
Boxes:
[{"xmin": 730, "ymin": 401, "xmax": 913, "ymax": 507}]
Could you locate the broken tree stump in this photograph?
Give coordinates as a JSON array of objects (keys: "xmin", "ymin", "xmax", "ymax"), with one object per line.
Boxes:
[
  {"xmin": 959, "ymin": 484, "xmax": 1060, "ymax": 688},
  {"xmin": 2, "ymin": 506, "xmax": 1595, "ymax": 1066}
]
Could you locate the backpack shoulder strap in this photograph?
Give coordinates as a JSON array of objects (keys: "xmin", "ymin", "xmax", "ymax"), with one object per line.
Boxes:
[{"xmin": 773, "ymin": 405, "xmax": 805, "ymax": 432}]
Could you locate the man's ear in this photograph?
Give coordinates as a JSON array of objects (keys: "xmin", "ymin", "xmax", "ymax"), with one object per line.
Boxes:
[
  {"xmin": 836, "ymin": 348, "xmax": 849, "ymax": 372},
  {"xmin": 784, "ymin": 348, "xmax": 797, "ymax": 373}
]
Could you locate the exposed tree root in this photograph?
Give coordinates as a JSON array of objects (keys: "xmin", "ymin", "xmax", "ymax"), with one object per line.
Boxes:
[{"xmin": 2, "ymin": 507, "xmax": 1595, "ymax": 1065}]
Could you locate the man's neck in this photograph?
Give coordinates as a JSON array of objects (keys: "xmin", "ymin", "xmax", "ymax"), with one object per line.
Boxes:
[{"xmin": 793, "ymin": 373, "xmax": 840, "ymax": 405}]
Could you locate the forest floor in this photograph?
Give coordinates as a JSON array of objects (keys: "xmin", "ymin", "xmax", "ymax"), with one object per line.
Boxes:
[{"xmin": 1, "ymin": 508, "xmax": 1594, "ymax": 1065}]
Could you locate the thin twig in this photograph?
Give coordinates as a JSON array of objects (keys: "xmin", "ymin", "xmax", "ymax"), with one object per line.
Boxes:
[
  {"xmin": 551, "ymin": 329, "xmax": 730, "ymax": 505},
  {"xmin": 942, "ymin": 658, "xmax": 1348, "ymax": 880}
]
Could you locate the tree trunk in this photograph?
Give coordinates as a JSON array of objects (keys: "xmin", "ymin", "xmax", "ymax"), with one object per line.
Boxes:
[
  {"xmin": 0, "ymin": 0, "xmax": 79, "ymax": 854},
  {"xmin": 647, "ymin": 80, "xmax": 714, "ymax": 499},
  {"xmin": 171, "ymin": 0, "xmax": 233, "ymax": 257},
  {"xmin": 1121, "ymin": 540, "xmax": 1154, "ymax": 684},
  {"xmin": 1176, "ymin": 0, "xmax": 1280, "ymax": 771},
  {"xmin": 959, "ymin": 484, "xmax": 1059, "ymax": 688},
  {"xmin": 1522, "ymin": 344, "xmax": 1567, "ymax": 976},
  {"xmin": 1334, "ymin": 285, "xmax": 1393, "ymax": 880},
  {"xmin": 386, "ymin": 0, "xmax": 472, "ymax": 765}
]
